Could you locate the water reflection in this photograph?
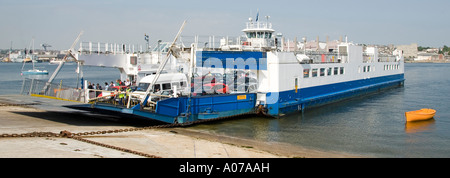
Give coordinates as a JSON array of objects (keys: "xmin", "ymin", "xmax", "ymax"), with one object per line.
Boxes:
[
  {"xmin": 405, "ymin": 119, "xmax": 435, "ymax": 134},
  {"xmin": 22, "ymin": 74, "xmax": 48, "ymax": 80}
]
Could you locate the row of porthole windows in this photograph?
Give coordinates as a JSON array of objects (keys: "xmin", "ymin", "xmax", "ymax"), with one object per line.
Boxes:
[
  {"xmin": 384, "ymin": 64, "xmax": 400, "ymax": 71},
  {"xmin": 359, "ymin": 65, "xmax": 374, "ymax": 73},
  {"xmin": 303, "ymin": 67, "xmax": 345, "ymax": 78},
  {"xmin": 359, "ymin": 64, "xmax": 400, "ymax": 73}
]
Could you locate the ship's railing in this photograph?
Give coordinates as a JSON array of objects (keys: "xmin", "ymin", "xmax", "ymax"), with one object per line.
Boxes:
[
  {"xmin": 245, "ymin": 22, "xmax": 273, "ymax": 30},
  {"xmin": 79, "ymin": 42, "xmax": 146, "ymax": 55},
  {"xmin": 86, "ymin": 89, "xmax": 138, "ymax": 108},
  {"xmin": 180, "ymin": 35, "xmax": 244, "ymax": 50},
  {"xmin": 298, "ymin": 51, "xmax": 349, "ymax": 64},
  {"xmin": 21, "ymin": 78, "xmax": 85, "ymax": 102},
  {"xmin": 363, "ymin": 54, "xmax": 398, "ymax": 63},
  {"xmin": 363, "ymin": 54, "xmax": 376, "ymax": 63},
  {"xmin": 378, "ymin": 54, "xmax": 398, "ymax": 62}
]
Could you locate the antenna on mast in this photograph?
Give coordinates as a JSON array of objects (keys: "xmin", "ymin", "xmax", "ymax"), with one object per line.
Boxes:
[{"xmin": 139, "ymin": 20, "xmax": 187, "ymax": 107}]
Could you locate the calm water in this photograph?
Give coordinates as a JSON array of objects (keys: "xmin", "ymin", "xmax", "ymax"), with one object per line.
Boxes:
[
  {"xmin": 0, "ymin": 62, "xmax": 120, "ymax": 94},
  {"xmin": 191, "ymin": 63, "xmax": 450, "ymax": 158},
  {"xmin": 1, "ymin": 62, "xmax": 449, "ymax": 157}
]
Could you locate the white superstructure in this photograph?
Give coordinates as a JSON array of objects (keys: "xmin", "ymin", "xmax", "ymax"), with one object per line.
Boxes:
[{"xmin": 76, "ymin": 42, "xmax": 190, "ymax": 85}]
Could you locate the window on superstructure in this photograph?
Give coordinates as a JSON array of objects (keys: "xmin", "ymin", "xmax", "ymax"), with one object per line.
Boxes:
[
  {"xmin": 303, "ymin": 69, "xmax": 310, "ymax": 78},
  {"xmin": 162, "ymin": 83, "xmax": 171, "ymax": 90},
  {"xmin": 257, "ymin": 32, "xmax": 262, "ymax": 38},
  {"xmin": 327, "ymin": 67, "xmax": 332, "ymax": 76},
  {"xmin": 180, "ymin": 81, "xmax": 186, "ymax": 87},
  {"xmin": 340, "ymin": 67, "xmax": 345, "ymax": 75},
  {"xmin": 334, "ymin": 67, "xmax": 339, "ymax": 75},
  {"xmin": 153, "ymin": 84, "xmax": 161, "ymax": 92},
  {"xmin": 367, "ymin": 66, "xmax": 371, "ymax": 72},
  {"xmin": 320, "ymin": 68, "xmax": 325, "ymax": 77},
  {"xmin": 247, "ymin": 32, "xmax": 256, "ymax": 38},
  {"xmin": 312, "ymin": 69, "xmax": 318, "ymax": 77}
]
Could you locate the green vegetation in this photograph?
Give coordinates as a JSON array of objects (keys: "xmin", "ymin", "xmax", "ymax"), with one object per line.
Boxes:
[
  {"xmin": 440, "ymin": 45, "xmax": 450, "ymax": 55},
  {"xmin": 418, "ymin": 46, "xmax": 431, "ymax": 51},
  {"xmin": 418, "ymin": 45, "xmax": 450, "ymax": 55}
]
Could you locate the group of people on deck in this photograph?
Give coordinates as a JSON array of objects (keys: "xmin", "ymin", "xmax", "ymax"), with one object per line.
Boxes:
[
  {"xmin": 87, "ymin": 79, "xmax": 134, "ymax": 105},
  {"xmin": 87, "ymin": 79, "xmax": 132, "ymax": 91}
]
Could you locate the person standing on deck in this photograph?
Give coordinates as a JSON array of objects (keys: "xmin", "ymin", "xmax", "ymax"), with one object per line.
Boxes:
[{"xmin": 104, "ymin": 82, "xmax": 109, "ymax": 91}]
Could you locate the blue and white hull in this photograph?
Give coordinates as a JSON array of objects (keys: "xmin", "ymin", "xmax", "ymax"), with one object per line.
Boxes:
[
  {"xmin": 258, "ymin": 49, "xmax": 405, "ymax": 117},
  {"xmin": 265, "ymin": 73, "xmax": 404, "ymax": 117}
]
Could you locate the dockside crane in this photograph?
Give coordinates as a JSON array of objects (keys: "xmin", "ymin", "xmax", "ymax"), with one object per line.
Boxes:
[{"xmin": 41, "ymin": 43, "xmax": 52, "ymax": 51}]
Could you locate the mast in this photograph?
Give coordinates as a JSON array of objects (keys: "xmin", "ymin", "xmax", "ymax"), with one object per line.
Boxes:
[
  {"xmin": 42, "ymin": 31, "xmax": 83, "ymax": 95},
  {"xmin": 139, "ymin": 20, "xmax": 187, "ymax": 107}
]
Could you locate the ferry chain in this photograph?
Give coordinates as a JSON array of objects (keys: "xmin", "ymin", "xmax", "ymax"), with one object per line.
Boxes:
[
  {"xmin": 0, "ymin": 124, "xmax": 178, "ymax": 158},
  {"xmin": 0, "ymin": 110, "xmax": 254, "ymax": 158},
  {"xmin": 0, "ymin": 103, "xmax": 41, "ymax": 107}
]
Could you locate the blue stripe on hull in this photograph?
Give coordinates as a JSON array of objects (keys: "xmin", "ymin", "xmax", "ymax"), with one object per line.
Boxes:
[{"xmin": 267, "ymin": 74, "xmax": 405, "ymax": 116}]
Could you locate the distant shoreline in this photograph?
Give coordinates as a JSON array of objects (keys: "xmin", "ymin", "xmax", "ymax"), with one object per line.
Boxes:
[{"xmin": 405, "ymin": 60, "xmax": 450, "ymax": 63}]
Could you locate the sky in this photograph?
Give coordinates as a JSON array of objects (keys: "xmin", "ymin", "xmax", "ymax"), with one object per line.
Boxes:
[{"xmin": 1, "ymin": 0, "xmax": 449, "ymax": 50}]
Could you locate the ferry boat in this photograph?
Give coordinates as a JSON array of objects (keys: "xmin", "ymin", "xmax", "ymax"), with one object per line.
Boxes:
[{"xmin": 70, "ymin": 15, "xmax": 405, "ymax": 124}]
